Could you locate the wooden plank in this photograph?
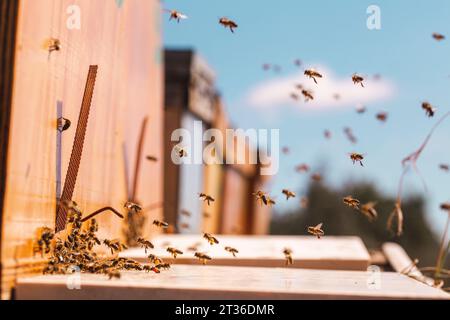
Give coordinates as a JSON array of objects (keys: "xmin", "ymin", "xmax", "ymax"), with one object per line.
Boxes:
[
  {"xmin": 15, "ymin": 265, "xmax": 450, "ymax": 300},
  {"xmin": 120, "ymin": 234, "xmax": 371, "ymax": 271}
]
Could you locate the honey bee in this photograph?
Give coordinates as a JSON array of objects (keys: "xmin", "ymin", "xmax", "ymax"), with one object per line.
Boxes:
[
  {"xmin": 432, "ymin": 32, "xmax": 445, "ymax": 41},
  {"xmin": 294, "ymin": 59, "xmax": 302, "ymax": 67},
  {"xmin": 262, "ymin": 63, "xmax": 271, "ymax": 71},
  {"xmin": 439, "ymin": 164, "xmax": 449, "ymax": 172},
  {"xmin": 219, "ymin": 17, "xmax": 238, "ymax": 33},
  {"xmin": 148, "ymin": 254, "xmax": 163, "ymax": 265},
  {"xmin": 440, "ymin": 202, "xmax": 450, "ymax": 211},
  {"xmin": 324, "ymin": 130, "xmax": 332, "ymax": 139},
  {"xmin": 376, "ymin": 112, "xmax": 388, "ymax": 122},
  {"xmin": 166, "ymin": 247, "xmax": 183, "ymax": 258},
  {"xmin": 33, "ymin": 227, "xmax": 55, "ymax": 257},
  {"xmin": 174, "ymin": 145, "xmax": 188, "ymax": 158},
  {"xmin": 155, "ymin": 263, "xmax": 171, "ymax": 271},
  {"xmin": 349, "ymin": 153, "xmax": 364, "ymax": 166},
  {"xmin": 266, "ymin": 196, "xmax": 276, "ymax": 207},
  {"xmin": 203, "ymin": 233, "xmax": 219, "ymax": 245},
  {"xmin": 180, "ymin": 223, "xmax": 190, "ymax": 229},
  {"xmin": 203, "ymin": 212, "xmax": 211, "ymax": 219},
  {"xmin": 194, "ymin": 252, "xmax": 212, "ymax": 265},
  {"xmin": 180, "ymin": 209, "xmax": 191, "ymax": 217},
  {"xmin": 57, "ymin": 117, "xmax": 71, "ymax": 132},
  {"xmin": 283, "ymin": 248, "xmax": 293, "ymax": 266},
  {"xmin": 143, "ymin": 265, "xmax": 160, "ymax": 273},
  {"xmin": 422, "ymin": 102, "xmax": 436, "ymax": 117},
  {"xmin": 300, "ymin": 197, "xmax": 309, "ymax": 209},
  {"xmin": 253, "ymin": 190, "xmax": 268, "ymax": 205},
  {"xmin": 103, "ymin": 239, "xmax": 128, "ymax": 255},
  {"xmin": 137, "ymin": 238, "xmax": 154, "ymax": 254},
  {"xmin": 153, "ymin": 219, "xmax": 169, "ymax": 228},
  {"xmin": 124, "ymin": 201, "xmax": 142, "ymax": 213},
  {"xmin": 290, "ymin": 93, "xmax": 300, "ymax": 101},
  {"xmin": 343, "ymin": 127, "xmax": 357, "ymax": 144},
  {"xmin": 282, "ymin": 189, "xmax": 296, "ymax": 200},
  {"xmin": 311, "ymin": 173, "xmax": 322, "ymax": 182},
  {"xmin": 295, "ymin": 163, "xmax": 310, "ymax": 173},
  {"xmin": 356, "ymin": 104, "xmax": 367, "ymax": 114},
  {"xmin": 333, "ymin": 93, "xmax": 341, "ymax": 100},
  {"xmin": 352, "ymin": 74, "xmax": 365, "ymax": 87},
  {"xmin": 199, "ymin": 193, "xmax": 215, "ymax": 206},
  {"xmin": 359, "ymin": 201, "xmax": 378, "ymax": 221},
  {"xmin": 282, "ymin": 146, "xmax": 290, "ymax": 155},
  {"xmin": 106, "ymin": 269, "xmax": 121, "ymax": 280},
  {"xmin": 44, "ymin": 38, "xmax": 60, "ymax": 54},
  {"xmin": 146, "ymin": 155, "xmax": 158, "ymax": 162},
  {"xmin": 307, "ymin": 223, "xmax": 324, "ymax": 239},
  {"xmin": 165, "ymin": 9, "xmax": 188, "ymax": 23},
  {"xmin": 342, "ymin": 196, "xmax": 360, "ymax": 209},
  {"xmin": 224, "ymin": 246, "xmax": 238, "ymax": 257},
  {"xmin": 301, "ymin": 89, "xmax": 314, "ymax": 102},
  {"xmin": 304, "ymin": 69, "xmax": 322, "ymax": 84}
]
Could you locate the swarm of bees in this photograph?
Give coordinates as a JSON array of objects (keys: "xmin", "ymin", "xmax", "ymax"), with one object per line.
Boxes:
[
  {"xmin": 203, "ymin": 233, "xmax": 219, "ymax": 245},
  {"xmin": 282, "ymin": 189, "xmax": 296, "ymax": 200},
  {"xmin": 224, "ymin": 246, "xmax": 239, "ymax": 257},
  {"xmin": 349, "ymin": 153, "xmax": 364, "ymax": 166},
  {"xmin": 283, "ymin": 248, "xmax": 293, "ymax": 266},
  {"xmin": 351, "ymin": 73, "xmax": 365, "ymax": 87},
  {"xmin": 219, "ymin": 17, "xmax": 238, "ymax": 33},
  {"xmin": 304, "ymin": 68, "xmax": 323, "ymax": 84},
  {"xmin": 307, "ymin": 223, "xmax": 324, "ymax": 239},
  {"xmin": 199, "ymin": 193, "xmax": 215, "ymax": 206},
  {"xmin": 422, "ymin": 102, "xmax": 436, "ymax": 117}
]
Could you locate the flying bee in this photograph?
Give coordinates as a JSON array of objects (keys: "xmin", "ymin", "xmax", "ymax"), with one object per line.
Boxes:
[
  {"xmin": 343, "ymin": 196, "xmax": 361, "ymax": 209},
  {"xmin": 203, "ymin": 212, "xmax": 211, "ymax": 219},
  {"xmin": 203, "ymin": 233, "xmax": 219, "ymax": 245},
  {"xmin": 432, "ymin": 32, "xmax": 445, "ymax": 41},
  {"xmin": 301, "ymin": 89, "xmax": 314, "ymax": 102},
  {"xmin": 282, "ymin": 189, "xmax": 296, "ymax": 200},
  {"xmin": 376, "ymin": 112, "xmax": 388, "ymax": 122},
  {"xmin": 266, "ymin": 196, "xmax": 276, "ymax": 207},
  {"xmin": 262, "ymin": 63, "xmax": 271, "ymax": 71},
  {"xmin": 166, "ymin": 247, "xmax": 183, "ymax": 258},
  {"xmin": 283, "ymin": 248, "xmax": 293, "ymax": 266},
  {"xmin": 294, "ymin": 59, "xmax": 302, "ymax": 67},
  {"xmin": 174, "ymin": 145, "xmax": 188, "ymax": 158},
  {"xmin": 137, "ymin": 238, "xmax": 154, "ymax": 254},
  {"xmin": 180, "ymin": 209, "xmax": 191, "ymax": 217},
  {"xmin": 153, "ymin": 219, "xmax": 169, "ymax": 228},
  {"xmin": 356, "ymin": 104, "xmax": 367, "ymax": 114},
  {"xmin": 290, "ymin": 93, "xmax": 300, "ymax": 101},
  {"xmin": 421, "ymin": 102, "xmax": 436, "ymax": 117},
  {"xmin": 199, "ymin": 193, "xmax": 215, "ymax": 206},
  {"xmin": 103, "ymin": 239, "xmax": 127, "ymax": 255},
  {"xmin": 57, "ymin": 117, "xmax": 71, "ymax": 132},
  {"xmin": 148, "ymin": 254, "xmax": 163, "ymax": 265},
  {"xmin": 333, "ymin": 93, "xmax": 341, "ymax": 100},
  {"xmin": 43, "ymin": 38, "xmax": 60, "ymax": 55},
  {"xmin": 359, "ymin": 201, "xmax": 378, "ymax": 221},
  {"xmin": 304, "ymin": 69, "xmax": 322, "ymax": 84},
  {"xmin": 224, "ymin": 246, "xmax": 238, "ymax": 257},
  {"xmin": 219, "ymin": 17, "xmax": 238, "ymax": 33},
  {"xmin": 106, "ymin": 269, "xmax": 121, "ymax": 280},
  {"xmin": 295, "ymin": 163, "xmax": 310, "ymax": 173},
  {"xmin": 180, "ymin": 223, "xmax": 190, "ymax": 229},
  {"xmin": 282, "ymin": 146, "xmax": 290, "ymax": 155},
  {"xmin": 165, "ymin": 9, "xmax": 188, "ymax": 23},
  {"xmin": 253, "ymin": 190, "xmax": 268, "ymax": 205},
  {"xmin": 439, "ymin": 164, "xmax": 449, "ymax": 172},
  {"xmin": 349, "ymin": 152, "xmax": 364, "ymax": 166},
  {"xmin": 146, "ymin": 155, "xmax": 158, "ymax": 162},
  {"xmin": 124, "ymin": 201, "xmax": 142, "ymax": 213},
  {"xmin": 311, "ymin": 173, "xmax": 322, "ymax": 182},
  {"xmin": 307, "ymin": 223, "xmax": 324, "ymax": 239},
  {"xmin": 194, "ymin": 252, "xmax": 212, "ymax": 265},
  {"xmin": 344, "ymin": 127, "xmax": 357, "ymax": 144},
  {"xmin": 352, "ymin": 74, "xmax": 365, "ymax": 87},
  {"xmin": 440, "ymin": 202, "xmax": 450, "ymax": 211},
  {"xmin": 324, "ymin": 130, "xmax": 332, "ymax": 139},
  {"xmin": 155, "ymin": 263, "xmax": 171, "ymax": 270}
]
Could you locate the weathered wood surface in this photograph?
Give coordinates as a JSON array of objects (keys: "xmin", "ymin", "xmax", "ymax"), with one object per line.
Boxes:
[
  {"xmin": 120, "ymin": 234, "xmax": 371, "ymax": 271},
  {"xmin": 15, "ymin": 265, "xmax": 450, "ymax": 300}
]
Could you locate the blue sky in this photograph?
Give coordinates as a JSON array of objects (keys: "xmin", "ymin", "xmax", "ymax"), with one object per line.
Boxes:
[{"xmin": 161, "ymin": 0, "xmax": 450, "ymax": 235}]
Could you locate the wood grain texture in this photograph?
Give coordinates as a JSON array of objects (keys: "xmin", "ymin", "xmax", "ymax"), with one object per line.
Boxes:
[
  {"xmin": 15, "ymin": 265, "xmax": 450, "ymax": 300},
  {"xmin": 1, "ymin": 0, "xmax": 163, "ymax": 298},
  {"xmin": 120, "ymin": 234, "xmax": 371, "ymax": 271}
]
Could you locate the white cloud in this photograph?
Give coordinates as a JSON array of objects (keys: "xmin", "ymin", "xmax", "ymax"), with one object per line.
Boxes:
[{"xmin": 245, "ymin": 65, "xmax": 396, "ymax": 111}]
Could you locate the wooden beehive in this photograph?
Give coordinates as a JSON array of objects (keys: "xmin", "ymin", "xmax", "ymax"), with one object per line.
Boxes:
[{"xmin": 0, "ymin": 0, "xmax": 164, "ymax": 299}]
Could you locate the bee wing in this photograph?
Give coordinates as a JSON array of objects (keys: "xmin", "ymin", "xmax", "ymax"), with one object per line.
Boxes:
[
  {"xmin": 315, "ymin": 223, "xmax": 323, "ymax": 229},
  {"xmin": 178, "ymin": 13, "xmax": 188, "ymax": 19}
]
